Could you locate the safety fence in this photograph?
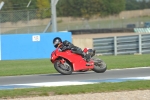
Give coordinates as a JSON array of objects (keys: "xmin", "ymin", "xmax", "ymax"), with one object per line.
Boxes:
[
  {"xmin": 1, "ymin": 9, "xmax": 150, "ymax": 34},
  {"xmin": 93, "ymin": 34, "xmax": 150, "ymax": 55}
]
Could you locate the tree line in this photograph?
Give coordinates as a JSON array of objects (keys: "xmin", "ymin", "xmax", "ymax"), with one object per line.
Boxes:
[
  {"xmin": 126, "ymin": 0, "xmax": 150, "ymax": 10},
  {"xmin": 0, "ymin": 0, "xmax": 150, "ymax": 19},
  {"xmin": 57, "ymin": 0, "xmax": 125, "ymax": 18}
]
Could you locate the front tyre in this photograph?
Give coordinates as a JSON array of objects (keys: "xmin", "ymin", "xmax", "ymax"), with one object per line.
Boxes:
[
  {"xmin": 92, "ymin": 57, "xmax": 107, "ymax": 73},
  {"xmin": 54, "ymin": 60, "xmax": 73, "ymax": 75}
]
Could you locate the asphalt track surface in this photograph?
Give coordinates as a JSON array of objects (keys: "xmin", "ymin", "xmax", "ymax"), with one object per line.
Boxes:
[{"xmin": 0, "ymin": 67, "xmax": 150, "ymax": 86}]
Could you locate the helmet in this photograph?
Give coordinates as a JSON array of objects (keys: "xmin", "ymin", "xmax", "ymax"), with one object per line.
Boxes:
[{"xmin": 53, "ymin": 37, "xmax": 62, "ymax": 48}]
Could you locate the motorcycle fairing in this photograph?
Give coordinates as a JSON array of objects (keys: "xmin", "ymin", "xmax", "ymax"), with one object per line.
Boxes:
[{"xmin": 51, "ymin": 48, "xmax": 94, "ymax": 71}]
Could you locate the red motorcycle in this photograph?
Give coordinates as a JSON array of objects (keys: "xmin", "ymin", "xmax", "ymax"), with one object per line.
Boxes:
[{"xmin": 50, "ymin": 44, "xmax": 107, "ymax": 75}]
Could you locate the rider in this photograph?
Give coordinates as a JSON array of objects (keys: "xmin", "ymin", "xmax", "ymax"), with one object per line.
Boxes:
[{"xmin": 53, "ymin": 37, "xmax": 91, "ymax": 62}]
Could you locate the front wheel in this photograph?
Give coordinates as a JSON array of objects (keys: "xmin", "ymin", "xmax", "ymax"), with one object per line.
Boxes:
[
  {"xmin": 54, "ymin": 59, "xmax": 73, "ymax": 75},
  {"xmin": 91, "ymin": 57, "xmax": 107, "ymax": 73}
]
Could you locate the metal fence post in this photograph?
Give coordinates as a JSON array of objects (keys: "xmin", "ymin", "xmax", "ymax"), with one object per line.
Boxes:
[
  {"xmin": 139, "ymin": 34, "xmax": 142, "ymax": 54},
  {"xmin": 0, "ymin": 13, "xmax": 1, "ymax": 35},
  {"xmin": 51, "ymin": 0, "xmax": 59, "ymax": 32},
  {"xmin": 114, "ymin": 36, "xmax": 117, "ymax": 55},
  {"xmin": 0, "ymin": 14, "xmax": 1, "ymax": 60},
  {"xmin": 27, "ymin": 11, "xmax": 30, "ymax": 33},
  {"xmin": 0, "ymin": 1, "xmax": 4, "ymax": 60}
]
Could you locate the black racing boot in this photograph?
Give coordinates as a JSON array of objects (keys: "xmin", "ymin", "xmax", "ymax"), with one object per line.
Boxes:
[
  {"xmin": 82, "ymin": 52, "xmax": 91, "ymax": 66},
  {"xmin": 85, "ymin": 54, "xmax": 92, "ymax": 66},
  {"xmin": 85, "ymin": 53, "xmax": 91, "ymax": 62}
]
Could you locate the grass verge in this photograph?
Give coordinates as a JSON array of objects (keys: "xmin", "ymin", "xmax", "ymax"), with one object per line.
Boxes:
[
  {"xmin": 0, "ymin": 54, "xmax": 150, "ymax": 76},
  {"xmin": 0, "ymin": 80, "xmax": 150, "ymax": 99}
]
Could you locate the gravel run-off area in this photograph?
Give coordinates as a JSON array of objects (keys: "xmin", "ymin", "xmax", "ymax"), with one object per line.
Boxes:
[{"xmin": 4, "ymin": 90, "xmax": 150, "ymax": 100}]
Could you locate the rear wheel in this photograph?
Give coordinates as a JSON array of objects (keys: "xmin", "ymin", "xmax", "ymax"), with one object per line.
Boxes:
[
  {"xmin": 91, "ymin": 57, "xmax": 107, "ymax": 73},
  {"xmin": 54, "ymin": 59, "xmax": 73, "ymax": 75}
]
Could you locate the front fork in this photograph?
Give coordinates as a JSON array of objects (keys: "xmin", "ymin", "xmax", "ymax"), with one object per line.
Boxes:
[
  {"xmin": 60, "ymin": 58, "xmax": 66, "ymax": 64},
  {"xmin": 59, "ymin": 59, "xmax": 70, "ymax": 70}
]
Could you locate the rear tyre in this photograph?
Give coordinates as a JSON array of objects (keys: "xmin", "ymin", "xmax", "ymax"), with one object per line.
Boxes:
[
  {"xmin": 54, "ymin": 60, "xmax": 73, "ymax": 75},
  {"xmin": 91, "ymin": 57, "xmax": 107, "ymax": 73}
]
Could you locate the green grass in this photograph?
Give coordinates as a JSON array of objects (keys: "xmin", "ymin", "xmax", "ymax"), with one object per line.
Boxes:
[
  {"xmin": 0, "ymin": 59, "xmax": 56, "ymax": 76},
  {"xmin": 0, "ymin": 80, "xmax": 150, "ymax": 99},
  {"xmin": 0, "ymin": 54, "xmax": 150, "ymax": 99},
  {"xmin": 0, "ymin": 54, "xmax": 150, "ymax": 76},
  {"xmin": 100, "ymin": 54, "xmax": 150, "ymax": 69}
]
